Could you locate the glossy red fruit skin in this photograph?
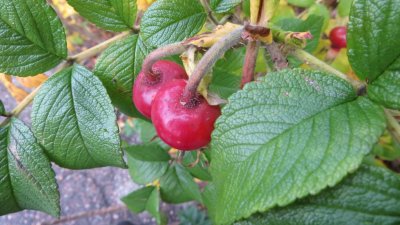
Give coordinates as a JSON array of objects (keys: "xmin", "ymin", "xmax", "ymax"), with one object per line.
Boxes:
[
  {"xmin": 151, "ymin": 80, "xmax": 221, "ymax": 151},
  {"xmin": 329, "ymin": 26, "xmax": 347, "ymax": 49},
  {"xmin": 133, "ymin": 60, "xmax": 187, "ymax": 119}
]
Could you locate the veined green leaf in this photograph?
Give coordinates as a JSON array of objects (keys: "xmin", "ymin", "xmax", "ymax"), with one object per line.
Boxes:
[
  {"xmin": 140, "ymin": 0, "xmax": 207, "ymax": 47},
  {"xmin": 94, "ymin": 35, "xmax": 151, "ymax": 117},
  {"xmin": 0, "ymin": 0, "xmax": 67, "ymax": 76},
  {"xmin": 126, "ymin": 143, "xmax": 171, "ymax": 162},
  {"xmin": 67, "ymin": 0, "xmax": 137, "ymax": 32},
  {"xmin": 348, "ymin": 0, "xmax": 400, "ymax": 81},
  {"xmin": 210, "ymin": 0, "xmax": 242, "ymax": 13},
  {"xmin": 32, "ymin": 64, "xmax": 125, "ymax": 169},
  {"xmin": 235, "ymin": 164, "xmax": 400, "ymax": 225},
  {"xmin": 211, "ymin": 69, "xmax": 386, "ymax": 224},
  {"xmin": 0, "ymin": 119, "xmax": 59, "ymax": 217}
]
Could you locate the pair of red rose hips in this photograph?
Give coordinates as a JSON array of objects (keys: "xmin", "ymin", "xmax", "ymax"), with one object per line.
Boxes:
[{"xmin": 133, "ymin": 60, "xmax": 221, "ymax": 151}]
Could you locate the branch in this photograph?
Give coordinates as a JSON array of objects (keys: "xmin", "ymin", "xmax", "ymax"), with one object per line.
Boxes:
[
  {"xmin": 68, "ymin": 31, "xmax": 131, "ymax": 63},
  {"xmin": 181, "ymin": 27, "xmax": 244, "ymax": 105},
  {"xmin": 199, "ymin": 0, "xmax": 219, "ymax": 25},
  {"xmin": 265, "ymin": 42, "xmax": 288, "ymax": 70},
  {"xmin": 290, "ymin": 48, "xmax": 366, "ymax": 93},
  {"xmin": 41, "ymin": 205, "xmax": 126, "ymax": 225},
  {"xmin": 241, "ymin": 40, "xmax": 260, "ymax": 88}
]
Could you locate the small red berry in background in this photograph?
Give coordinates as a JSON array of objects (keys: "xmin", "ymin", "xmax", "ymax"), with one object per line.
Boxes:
[
  {"xmin": 151, "ymin": 79, "xmax": 221, "ymax": 151},
  {"xmin": 329, "ymin": 26, "xmax": 347, "ymax": 50},
  {"xmin": 132, "ymin": 60, "xmax": 187, "ymax": 119}
]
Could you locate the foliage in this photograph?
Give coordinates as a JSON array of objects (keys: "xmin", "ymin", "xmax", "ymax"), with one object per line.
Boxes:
[{"xmin": 0, "ymin": 0, "xmax": 399, "ymax": 224}]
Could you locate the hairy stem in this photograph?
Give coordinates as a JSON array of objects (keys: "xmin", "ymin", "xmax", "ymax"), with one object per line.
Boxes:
[
  {"xmin": 181, "ymin": 27, "xmax": 244, "ymax": 105},
  {"xmin": 69, "ymin": 31, "xmax": 131, "ymax": 63},
  {"xmin": 142, "ymin": 42, "xmax": 187, "ymax": 77},
  {"xmin": 199, "ymin": 0, "xmax": 219, "ymax": 25},
  {"xmin": 265, "ymin": 42, "xmax": 288, "ymax": 70},
  {"xmin": 291, "ymin": 48, "xmax": 366, "ymax": 92},
  {"xmin": 241, "ymin": 41, "xmax": 260, "ymax": 88}
]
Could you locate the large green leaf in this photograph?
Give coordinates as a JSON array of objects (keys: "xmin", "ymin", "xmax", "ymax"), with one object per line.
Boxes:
[
  {"xmin": 0, "ymin": 0, "xmax": 67, "ymax": 76},
  {"xmin": 159, "ymin": 164, "xmax": 202, "ymax": 204},
  {"xmin": 126, "ymin": 143, "xmax": 171, "ymax": 162},
  {"xmin": 210, "ymin": 69, "xmax": 386, "ymax": 224},
  {"xmin": 127, "ymin": 156, "xmax": 168, "ymax": 185},
  {"xmin": 0, "ymin": 119, "xmax": 59, "ymax": 216},
  {"xmin": 235, "ymin": 164, "xmax": 400, "ymax": 225},
  {"xmin": 31, "ymin": 64, "xmax": 125, "ymax": 169},
  {"xmin": 210, "ymin": 0, "xmax": 242, "ymax": 13},
  {"xmin": 94, "ymin": 35, "xmax": 151, "ymax": 117},
  {"xmin": 368, "ymin": 57, "xmax": 400, "ymax": 110},
  {"xmin": 140, "ymin": 0, "xmax": 207, "ymax": 47},
  {"xmin": 347, "ymin": 0, "xmax": 400, "ymax": 81},
  {"xmin": 67, "ymin": 0, "xmax": 137, "ymax": 32}
]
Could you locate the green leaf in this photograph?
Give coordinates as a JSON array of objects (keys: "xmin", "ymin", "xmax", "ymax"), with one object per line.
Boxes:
[
  {"xmin": 210, "ymin": 69, "xmax": 386, "ymax": 224},
  {"xmin": 235, "ymin": 164, "xmax": 400, "ymax": 225},
  {"xmin": 202, "ymin": 184, "xmax": 217, "ymax": 222},
  {"xmin": 122, "ymin": 186, "xmax": 155, "ymax": 213},
  {"xmin": 368, "ymin": 57, "xmax": 400, "ymax": 110},
  {"xmin": 127, "ymin": 156, "xmax": 168, "ymax": 185},
  {"xmin": 287, "ymin": 0, "xmax": 314, "ymax": 8},
  {"xmin": 95, "ymin": 35, "xmax": 151, "ymax": 117},
  {"xmin": 0, "ymin": 101, "xmax": 5, "ymax": 116},
  {"xmin": 147, "ymin": 188, "xmax": 167, "ymax": 225},
  {"xmin": 0, "ymin": 0, "xmax": 67, "ymax": 76},
  {"xmin": 183, "ymin": 151, "xmax": 212, "ymax": 181},
  {"xmin": 373, "ymin": 132, "xmax": 400, "ymax": 161},
  {"xmin": 67, "ymin": 0, "xmax": 137, "ymax": 32},
  {"xmin": 0, "ymin": 118, "xmax": 59, "ymax": 217},
  {"xmin": 160, "ymin": 164, "xmax": 202, "ymax": 204},
  {"xmin": 347, "ymin": 0, "xmax": 400, "ymax": 81},
  {"xmin": 140, "ymin": 0, "xmax": 207, "ymax": 47},
  {"xmin": 210, "ymin": 0, "xmax": 242, "ymax": 13},
  {"xmin": 338, "ymin": 0, "xmax": 354, "ymax": 17},
  {"xmin": 209, "ymin": 48, "xmax": 245, "ymax": 99},
  {"xmin": 31, "ymin": 64, "xmax": 126, "ymax": 169},
  {"xmin": 126, "ymin": 143, "xmax": 171, "ymax": 162},
  {"xmin": 178, "ymin": 206, "xmax": 211, "ymax": 225},
  {"xmin": 274, "ymin": 15, "xmax": 324, "ymax": 53}
]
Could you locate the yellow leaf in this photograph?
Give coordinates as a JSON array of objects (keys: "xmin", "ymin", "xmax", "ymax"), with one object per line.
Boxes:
[
  {"xmin": 0, "ymin": 74, "xmax": 29, "ymax": 102},
  {"xmin": 137, "ymin": 0, "xmax": 156, "ymax": 11},
  {"xmin": 15, "ymin": 74, "xmax": 47, "ymax": 88}
]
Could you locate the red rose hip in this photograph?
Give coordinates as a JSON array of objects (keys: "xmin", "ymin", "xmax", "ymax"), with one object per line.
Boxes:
[
  {"xmin": 133, "ymin": 60, "xmax": 187, "ymax": 119},
  {"xmin": 329, "ymin": 26, "xmax": 347, "ymax": 49},
  {"xmin": 151, "ymin": 79, "xmax": 221, "ymax": 150}
]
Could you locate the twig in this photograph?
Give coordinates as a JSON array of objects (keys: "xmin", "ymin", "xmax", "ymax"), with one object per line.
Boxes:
[
  {"xmin": 68, "ymin": 31, "xmax": 131, "ymax": 63},
  {"xmin": 290, "ymin": 48, "xmax": 366, "ymax": 92},
  {"xmin": 41, "ymin": 205, "xmax": 126, "ymax": 225},
  {"xmin": 180, "ymin": 27, "xmax": 244, "ymax": 105},
  {"xmin": 265, "ymin": 42, "xmax": 288, "ymax": 70},
  {"xmin": 241, "ymin": 41, "xmax": 260, "ymax": 88},
  {"xmin": 199, "ymin": 0, "xmax": 219, "ymax": 25}
]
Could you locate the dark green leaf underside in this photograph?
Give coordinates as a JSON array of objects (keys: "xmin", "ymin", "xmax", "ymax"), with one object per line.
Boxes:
[
  {"xmin": 67, "ymin": 0, "xmax": 137, "ymax": 32},
  {"xmin": 211, "ymin": 69, "xmax": 386, "ymax": 224},
  {"xmin": 32, "ymin": 64, "xmax": 125, "ymax": 169},
  {"xmin": 347, "ymin": 0, "xmax": 400, "ymax": 81},
  {"xmin": 140, "ymin": 0, "xmax": 207, "ymax": 47},
  {"xmin": 0, "ymin": 0, "xmax": 67, "ymax": 76},
  {"xmin": 94, "ymin": 35, "xmax": 151, "ymax": 117},
  {"xmin": 235, "ymin": 164, "xmax": 400, "ymax": 225},
  {"xmin": 0, "ymin": 119, "xmax": 59, "ymax": 217}
]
